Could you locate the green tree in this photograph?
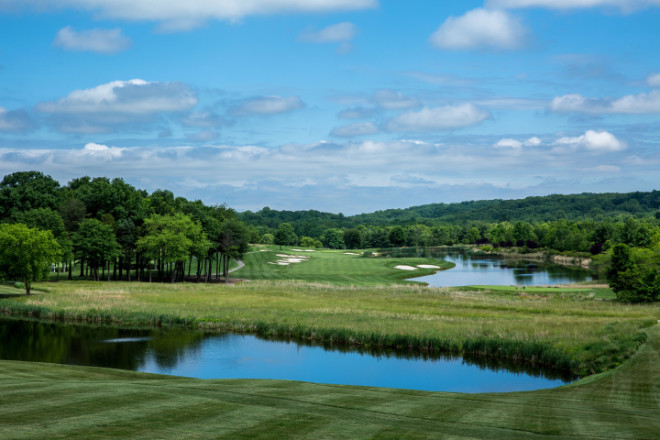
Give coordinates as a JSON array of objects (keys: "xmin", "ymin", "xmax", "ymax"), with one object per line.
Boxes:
[
  {"xmin": 343, "ymin": 228, "xmax": 363, "ymax": 249},
  {"xmin": 322, "ymin": 228, "xmax": 345, "ymax": 249},
  {"xmin": 0, "ymin": 223, "xmax": 61, "ymax": 294},
  {"xmin": 74, "ymin": 219, "xmax": 120, "ymax": 281},
  {"xmin": 389, "ymin": 226, "xmax": 406, "ymax": 247},
  {"xmin": 261, "ymin": 233, "xmax": 274, "ymax": 245},
  {"xmin": 0, "ymin": 171, "xmax": 61, "ymax": 221},
  {"xmin": 274, "ymin": 223, "xmax": 298, "ymax": 248},
  {"xmin": 300, "ymin": 236, "xmax": 322, "ymax": 248},
  {"xmin": 137, "ymin": 213, "xmax": 210, "ymax": 283},
  {"xmin": 607, "ymin": 244, "xmax": 660, "ymax": 302}
]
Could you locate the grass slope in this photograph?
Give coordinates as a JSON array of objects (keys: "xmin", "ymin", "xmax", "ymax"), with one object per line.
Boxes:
[
  {"xmin": 234, "ymin": 247, "xmax": 454, "ymax": 285},
  {"xmin": 1, "ymin": 324, "xmax": 659, "ymax": 439}
]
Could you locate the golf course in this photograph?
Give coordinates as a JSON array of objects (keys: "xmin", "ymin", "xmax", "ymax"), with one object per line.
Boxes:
[{"xmin": 1, "ymin": 248, "xmax": 659, "ymax": 438}]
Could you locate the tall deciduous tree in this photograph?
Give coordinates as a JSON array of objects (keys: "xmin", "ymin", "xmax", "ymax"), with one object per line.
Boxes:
[
  {"xmin": 137, "ymin": 213, "xmax": 211, "ymax": 283},
  {"xmin": 0, "ymin": 223, "xmax": 61, "ymax": 294},
  {"xmin": 274, "ymin": 223, "xmax": 298, "ymax": 249},
  {"xmin": 75, "ymin": 219, "xmax": 120, "ymax": 281}
]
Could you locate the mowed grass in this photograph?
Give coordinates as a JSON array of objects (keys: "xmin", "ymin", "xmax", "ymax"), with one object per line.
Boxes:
[
  {"xmin": 1, "ymin": 324, "xmax": 659, "ymax": 439},
  {"xmin": 2, "ymin": 280, "xmax": 659, "ymax": 375},
  {"xmin": 234, "ymin": 247, "xmax": 454, "ymax": 285}
]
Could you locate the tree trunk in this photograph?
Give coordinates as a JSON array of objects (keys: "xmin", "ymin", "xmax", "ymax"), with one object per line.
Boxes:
[
  {"xmin": 25, "ymin": 282, "xmax": 30, "ymax": 295},
  {"xmin": 68, "ymin": 260, "xmax": 72, "ymax": 280},
  {"xmin": 80, "ymin": 260, "xmax": 85, "ymax": 278}
]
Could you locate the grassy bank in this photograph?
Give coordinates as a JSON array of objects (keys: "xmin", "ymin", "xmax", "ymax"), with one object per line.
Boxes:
[
  {"xmin": 234, "ymin": 247, "xmax": 454, "ymax": 285},
  {"xmin": 1, "ymin": 324, "xmax": 659, "ymax": 439},
  {"xmin": 1, "ymin": 280, "xmax": 658, "ymax": 375}
]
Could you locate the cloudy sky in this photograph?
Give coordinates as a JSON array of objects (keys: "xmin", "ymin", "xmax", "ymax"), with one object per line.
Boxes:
[{"xmin": 1, "ymin": 0, "xmax": 659, "ymax": 214}]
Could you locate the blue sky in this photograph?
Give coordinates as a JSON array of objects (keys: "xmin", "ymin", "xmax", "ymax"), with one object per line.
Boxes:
[{"xmin": 1, "ymin": 0, "xmax": 659, "ymax": 214}]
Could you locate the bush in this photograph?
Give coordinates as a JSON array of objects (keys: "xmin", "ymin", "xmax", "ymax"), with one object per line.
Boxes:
[{"xmin": 13, "ymin": 281, "xmax": 25, "ymax": 289}]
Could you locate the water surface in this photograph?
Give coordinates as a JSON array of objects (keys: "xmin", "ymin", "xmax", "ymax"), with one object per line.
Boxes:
[{"xmin": 0, "ymin": 317, "xmax": 573, "ymax": 393}]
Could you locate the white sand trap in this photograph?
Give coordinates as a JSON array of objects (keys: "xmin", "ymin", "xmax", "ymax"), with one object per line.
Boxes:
[
  {"xmin": 260, "ymin": 250, "xmax": 269, "ymax": 252},
  {"xmin": 343, "ymin": 252, "xmax": 360, "ymax": 255},
  {"xmin": 283, "ymin": 258, "xmax": 304, "ymax": 263},
  {"xmin": 276, "ymin": 254, "xmax": 290, "ymax": 258},
  {"xmin": 303, "ymin": 249, "xmax": 315, "ymax": 252},
  {"xmin": 267, "ymin": 262, "xmax": 278, "ymax": 265},
  {"xmin": 291, "ymin": 249, "xmax": 303, "ymax": 251},
  {"xmin": 417, "ymin": 264, "xmax": 440, "ymax": 269},
  {"xmin": 395, "ymin": 265, "xmax": 417, "ymax": 271},
  {"xmin": 277, "ymin": 262, "xmax": 290, "ymax": 266}
]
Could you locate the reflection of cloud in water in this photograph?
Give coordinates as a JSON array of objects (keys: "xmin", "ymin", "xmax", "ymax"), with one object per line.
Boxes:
[{"xmin": 102, "ymin": 337, "xmax": 152, "ymax": 343}]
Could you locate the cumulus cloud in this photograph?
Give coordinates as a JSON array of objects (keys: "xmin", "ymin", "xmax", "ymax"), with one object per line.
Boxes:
[
  {"xmin": 330, "ymin": 122, "xmax": 379, "ymax": 138},
  {"xmin": 34, "ymin": 79, "xmax": 197, "ymax": 132},
  {"xmin": 646, "ymin": 73, "xmax": 660, "ymax": 87},
  {"xmin": 430, "ymin": 8, "xmax": 529, "ymax": 50},
  {"xmin": 229, "ymin": 96, "xmax": 305, "ymax": 117},
  {"xmin": 555, "ymin": 130, "xmax": 626, "ymax": 152},
  {"xmin": 81, "ymin": 142, "xmax": 124, "ymax": 160},
  {"xmin": 2, "ymin": 0, "xmax": 378, "ymax": 30},
  {"xmin": 487, "ymin": 0, "xmax": 660, "ymax": 12},
  {"xmin": 54, "ymin": 26, "xmax": 131, "ymax": 54},
  {"xmin": 550, "ymin": 90, "xmax": 660, "ymax": 114},
  {"xmin": 494, "ymin": 136, "xmax": 542, "ymax": 149},
  {"xmin": 372, "ymin": 89, "xmax": 419, "ymax": 110},
  {"xmin": 0, "ymin": 107, "xmax": 35, "ymax": 133},
  {"xmin": 386, "ymin": 103, "xmax": 490, "ymax": 132},
  {"xmin": 494, "ymin": 138, "xmax": 522, "ymax": 149}
]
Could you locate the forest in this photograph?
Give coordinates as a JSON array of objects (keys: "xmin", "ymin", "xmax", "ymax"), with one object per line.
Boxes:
[{"xmin": 1, "ymin": 170, "xmax": 659, "ymax": 301}]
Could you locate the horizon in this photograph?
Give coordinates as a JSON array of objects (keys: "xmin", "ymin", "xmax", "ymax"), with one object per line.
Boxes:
[{"xmin": 1, "ymin": 1, "xmax": 659, "ymax": 215}]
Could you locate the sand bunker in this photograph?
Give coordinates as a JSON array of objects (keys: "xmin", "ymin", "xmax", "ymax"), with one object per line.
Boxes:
[
  {"xmin": 417, "ymin": 264, "xmax": 440, "ymax": 269},
  {"xmin": 343, "ymin": 252, "xmax": 360, "ymax": 255},
  {"xmin": 395, "ymin": 265, "xmax": 417, "ymax": 271},
  {"xmin": 270, "ymin": 254, "xmax": 310, "ymax": 266}
]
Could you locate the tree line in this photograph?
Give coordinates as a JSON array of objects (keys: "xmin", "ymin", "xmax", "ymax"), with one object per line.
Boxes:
[{"xmin": 0, "ymin": 171, "xmax": 251, "ymax": 293}]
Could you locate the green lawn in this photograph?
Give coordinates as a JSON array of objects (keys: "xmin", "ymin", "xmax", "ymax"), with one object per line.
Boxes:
[
  {"xmin": 233, "ymin": 246, "xmax": 454, "ymax": 285},
  {"xmin": 1, "ymin": 324, "xmax": 659, "ymax": 439}
]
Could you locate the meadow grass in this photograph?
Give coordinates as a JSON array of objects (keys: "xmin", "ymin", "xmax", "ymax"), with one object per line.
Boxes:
[
  {"xmin": 233, "ymin": 247, "xmax": 454, "ymax": 285},
  {"xmin": 1, "ymin": 324, "xmax": 659, "ymax": 439},
  {"xmin": 2, "ymin": 280, "xmax": 658, "ymax": 375}
]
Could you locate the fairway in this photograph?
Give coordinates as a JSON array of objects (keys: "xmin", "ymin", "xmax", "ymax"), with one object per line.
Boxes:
[
  {"xmin": 1, "ymin": 325, "xmax": 659, "ymax": 439},
  {"xmin": 234, "ymin": 247, "xmax": 454, "ymax": 285}
]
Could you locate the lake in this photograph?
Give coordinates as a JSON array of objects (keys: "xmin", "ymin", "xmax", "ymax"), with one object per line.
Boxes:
[
  {"xmin": 408, "ymin": 251, "xmax": 593, "ymax": 287},
  {"xmin": 0, "ymin": 317, "xmax": 573, "ymax": 393}
]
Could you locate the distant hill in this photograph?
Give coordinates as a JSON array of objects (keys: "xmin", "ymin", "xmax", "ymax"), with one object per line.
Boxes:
[{"xmin": 240, "ymin": 191, "xmax": 660, "ymax": 233}]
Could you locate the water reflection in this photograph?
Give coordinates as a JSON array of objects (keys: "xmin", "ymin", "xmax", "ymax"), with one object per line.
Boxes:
[
  {"xmin": 384, "ymin": 248, "xmax": 593, "ymax": 287},
  {"xmin": 0, "ymin": 317, "xmax": 574, "ymax": 392}
]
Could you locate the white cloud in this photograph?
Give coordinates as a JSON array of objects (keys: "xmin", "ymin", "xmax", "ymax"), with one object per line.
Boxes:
[
  {"xmin": 2, "ymin": 0, "xmax": 378, "ymax": 30},
  {"xmin": 34, "ymin": 79, "xmax": 197, "ymax": 133},
  {"xmin": 183, "ymin": 112, "xmax": 231, "ymax": 128},
  {"xmin": 330, "ymin": 122, "xmax": 379, "ymax": 137},
  {"xmin": 584, "ymin": 165, "xmax": 621, "ymax": 172},
  {"xmin": 487, "ymin": 0, "xmax": 660, "ymax": 12},
  {"xmin": 36, "ymin": 79, "xmax": 197, "ymax": 115},
  {"xmin": 524, "ymin": 136, "xmax": 542, "ymax": 146},
  {"xmin": 555, "ymin": 130, "xmax": 626, "ymax": 152},
  {"xmin": 54, "ymin": 26, "xmax": 131, "ymax": 54},
  {"xmin": 300, "ymin": 22, "xmax": 356, "ymax": 43},
  {"xmin": 647, "ymin": 73, "xmax": 660, "ymax": 87},
  {"xmin": 229, "ymin": 96, "xmax": 305, "ymax": 116},
  {"xmin": 0, "ymin": 107, "xmax": 35, "ymax": 133},
  {"xmin": 187, "ymin": 130, "xmax": 219, "ymax": 142},
  {"xmin": 494, "ymin": 136, "xmax": 542, "ymax": 149},
  {"xmin": 550, "ymin": 90, "xmax": 660, "ymax": 114},
  {"xmin": 386, "ymin": 103, "xmax": 490, "ymax": 132},
  {"xmin": 494, "ymin": 138, "xmax": 522, "ymax": 149},
  {"xmin": 81, "ymin": 142, "xmax": 124, "ymax": 160},
  {"xmin": 430, "ymin": 8, "xmax": 529, "ymax": 50},
  {"xmin": 372, "ymin": 89, "xmax": 419, "ymax": 110}
]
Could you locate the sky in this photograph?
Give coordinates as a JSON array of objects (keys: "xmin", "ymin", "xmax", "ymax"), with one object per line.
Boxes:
[{"xmin": 1, "ymin": 0, "xmax": 659, "ymax": 215}]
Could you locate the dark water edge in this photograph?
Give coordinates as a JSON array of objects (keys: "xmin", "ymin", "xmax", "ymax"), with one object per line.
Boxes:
[{"xmin": 0, "ymin": 316, "xmax": 576, "ymax": 392}]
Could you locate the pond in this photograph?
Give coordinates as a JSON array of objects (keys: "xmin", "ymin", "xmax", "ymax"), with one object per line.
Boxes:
[
  {"xmin": 0, "ymin": 317, "xmax": 574, "ymax": 393},
  {"xmin": 402, "ymin": 250, "xmax": 594, "ymax": 287}
]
